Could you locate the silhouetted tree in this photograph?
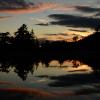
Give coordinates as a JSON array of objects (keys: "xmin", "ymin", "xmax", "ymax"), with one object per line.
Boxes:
[
  {"xmin": 15, "ymin": 24, "xmax": 34, "ymax": 40},
  {"xmin": 0, "ymin": 32, "xmax": 10, "ymax": 45},
  {"xmin": 14, "ymin": 24, "xmax": 39, "ymax": 53},
  {"xmin": 95, "ymin": 24, "xmax": 100, "ymax": 32},
  {"xmin": 73, "ymin": 35, "xmax": 78, "ymax": 42}
]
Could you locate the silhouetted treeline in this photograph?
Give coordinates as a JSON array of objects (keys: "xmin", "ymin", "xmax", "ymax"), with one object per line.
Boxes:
[
  {"xmin": 0, "ymin": 24, "xmax": 100, "ymax": 80},
  {"xmin": 0, "ymin": 24, "xmax": 100, "ymax": 57},
  {"xmin": 0, "ymin": 24, "xmax": 39, "ymax": 58}
]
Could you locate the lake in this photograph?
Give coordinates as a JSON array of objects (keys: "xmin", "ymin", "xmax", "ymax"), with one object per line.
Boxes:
[{"xmin": 0, "ymin": 60, "xmax": 100, "ymax": 100}]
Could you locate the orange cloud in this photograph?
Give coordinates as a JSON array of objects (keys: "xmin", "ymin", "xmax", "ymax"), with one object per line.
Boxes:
[
  {"xmin": 0, "ymin": 16, "xmax": 12, "ymax": 19},
  {"xmin": 41, "ymin": 33, "xmax": 84, "ymax": 42},
  {"xmin": 0, "ymin": 3, "xmax": 58, "ymax": 14}
]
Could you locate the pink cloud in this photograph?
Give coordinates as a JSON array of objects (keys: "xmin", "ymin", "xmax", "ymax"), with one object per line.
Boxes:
[
  {"xmin": 0, "ymin": 87, "xmax": 55, "ymax": 97},
  {"xmin": 0, "ymin": 87, "xmax": 75, "ymax": 97},
  {"xmin": 0, "ymin": 3, "xmax": 76, "ymax": 14},
  {"xmin": 0, "ymin": 81, "xmax": 16, "ymax": 85},
  {"xmin": 0, "ymin": 3, "xmax": 58, "ymax": 14}
]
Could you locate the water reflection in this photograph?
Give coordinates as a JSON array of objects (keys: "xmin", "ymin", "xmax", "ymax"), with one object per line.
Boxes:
[
  {"xmin": 48, "ymin": 60, "xmax": 93, "ymax": 73},
  {"xmin": 47, "ymin": 73, "xmax": 100, "ymax": 87},
  {"xmin": 0, "ymin": 59, "xmax": 93, "ymax": 81},
  {"xmin": 1, "ymin": 58, "xmax": 100, "ymax": 100}
]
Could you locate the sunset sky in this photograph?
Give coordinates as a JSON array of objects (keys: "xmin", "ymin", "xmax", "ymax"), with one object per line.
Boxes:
[{"xmin": 0, "ymin": 0, "xmax": 100, "ymax": 40}]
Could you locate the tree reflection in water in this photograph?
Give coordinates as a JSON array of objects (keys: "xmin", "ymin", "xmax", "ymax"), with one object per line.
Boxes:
[{"xmin": 0, "ymin": 57, "xmax": 94, "ymax": 81}]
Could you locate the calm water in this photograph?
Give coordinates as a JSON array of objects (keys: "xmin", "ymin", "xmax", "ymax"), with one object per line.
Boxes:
[{"xmin": 0, "ymin": 60, "xmax": 100, "ymax": 100}]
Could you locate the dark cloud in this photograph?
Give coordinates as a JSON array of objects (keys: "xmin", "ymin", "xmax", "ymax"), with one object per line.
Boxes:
[
  {"xmin": 49, "ymin": 14, "xmax": 100, "ymax": 29},
  {"xmin": 0, "ymin": 0, "xmax": 34, "ymax": 9},
  {"xmin": 68, "ymin": 29, "xmax": 87, "ymax": 32},
  {"xmin": 36, "ymin": 23, "xmax": 49, "ymax": 26},
  {"xmin": 0, "ymin": 0, "xmax": 57, "ymax": 14},
  {"xmin": 75, "ymin": 6, "xmax": 100, "ymax": 13},
  {"xmin": 44, "ymin": 33, "xmax": 68, "ymax": 36},
  {"xmin": 0, "ymin": 0, "xmax": 35, "ymax": 14}
]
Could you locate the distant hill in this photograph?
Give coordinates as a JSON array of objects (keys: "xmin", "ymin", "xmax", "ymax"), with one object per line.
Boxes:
[{"xmin": 77, "ymin": 31, "xmax": 100, "ymax": 51}]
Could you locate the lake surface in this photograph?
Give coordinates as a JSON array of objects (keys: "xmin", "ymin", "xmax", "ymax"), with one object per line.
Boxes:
[{"xmin": 0, "ymin": 60, "xmax": 100, "ymax": 100}]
